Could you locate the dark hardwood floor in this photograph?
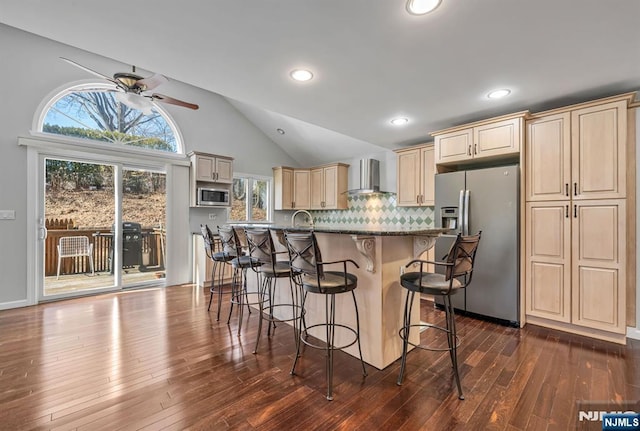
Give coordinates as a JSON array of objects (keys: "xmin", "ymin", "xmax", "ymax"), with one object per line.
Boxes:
[{"xmin": 0, "ymin": 284, "xmax": 638, "ymax": 430}]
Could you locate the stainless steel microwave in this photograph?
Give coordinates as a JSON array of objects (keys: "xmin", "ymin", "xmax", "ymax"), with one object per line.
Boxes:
[{"xmin": 197, "ymin": 187, "xmax": 230, "ymax": 206}]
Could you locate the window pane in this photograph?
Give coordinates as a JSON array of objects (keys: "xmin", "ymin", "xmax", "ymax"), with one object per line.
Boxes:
[
  {"xmin": 43, "ymin": 89, "xmax": 178, "ymax": 152},
  {"xmin": 230, "ymin": 178, "xmax": 247, "ymax": 221},
  {"xmin": 251, "ymin": 179, "xmax": 269, "ymax": 221}
]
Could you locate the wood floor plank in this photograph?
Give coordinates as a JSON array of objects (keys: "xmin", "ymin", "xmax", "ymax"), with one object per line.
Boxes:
[{"xmin": 0, "ymin": 286, "xmax": 638, "ymax": 430}]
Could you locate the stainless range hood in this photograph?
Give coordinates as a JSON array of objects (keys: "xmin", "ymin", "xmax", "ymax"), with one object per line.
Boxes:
[{"xmin": 347, "ymin": 158, "xmax": 388, "ymax": 195}]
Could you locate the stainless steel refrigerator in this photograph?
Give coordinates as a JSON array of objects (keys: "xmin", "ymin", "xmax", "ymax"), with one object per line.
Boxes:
[{"xmin": 434, "ymin": 164, "xmax": 519, "ymax": 326}]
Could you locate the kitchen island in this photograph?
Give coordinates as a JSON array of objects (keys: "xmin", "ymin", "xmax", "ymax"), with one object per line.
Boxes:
[{"xmin": 245, "ymin": 225, "xmax": 449, "ymax": 370}]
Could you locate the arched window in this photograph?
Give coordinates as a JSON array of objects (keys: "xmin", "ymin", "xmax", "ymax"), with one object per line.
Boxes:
[{"xmin": 37, "ymin": 83, "xmax": 183, "ymax": 154}]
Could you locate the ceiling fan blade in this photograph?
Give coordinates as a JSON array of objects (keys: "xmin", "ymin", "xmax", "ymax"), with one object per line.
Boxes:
[
  {"xmin": 60, "ymin": 57, "xmax": 119, "ymax": 85},
  {"xmin": 151, "ymin": 93, "xmax": 199, "ymax": 110},
  {"xmin": 136, "ymin": 73, "xmax": 168, "ymax": 91}
]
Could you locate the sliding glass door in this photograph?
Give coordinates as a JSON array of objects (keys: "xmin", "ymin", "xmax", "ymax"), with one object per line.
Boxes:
[{"xmin": 40, "ymin": 156, "xmax": 166, "ymax": 300}]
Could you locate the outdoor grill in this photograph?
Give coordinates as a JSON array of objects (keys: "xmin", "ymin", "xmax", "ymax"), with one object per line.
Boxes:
[
  {"xmin": 109, "ymin": 222, "xmax": 144, "ymax": 273},
  {"xmin": 121, "ymin": 222, "xmax": 143, "ymax": 268}
]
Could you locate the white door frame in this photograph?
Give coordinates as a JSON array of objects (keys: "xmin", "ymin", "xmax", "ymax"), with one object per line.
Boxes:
[{"xmin": 24, "ymin": 136, "xmax": 185, "ymax": 304}]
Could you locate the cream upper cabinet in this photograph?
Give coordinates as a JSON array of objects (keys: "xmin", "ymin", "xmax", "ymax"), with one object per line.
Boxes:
[
  {"xmin": 571, "ymin": 200, "xmax": 626, "ymax": 334},
  {"xmin": 434, "ymin": 130, "xmax": 472, "ymax": 165},
  {"xmin": 273, "ymin": 167, "xmax": 294, "ymax": 210},
  {"xmin": 571, "ymin": 100, "xmax": 627, "ymax": 200},
  {"xmin": 192, "ymin": 152, "xmax": 233, "ymax": 184},
  {"xmin": 273, "ymin": 168, "xmax": 311, "ymax": 210},
  {"xmin": 526, "ymin": 113, "xmax": 572, "ymax": 201},
  {"xmin": 474, "ymin": 118, "xmax": 522, "ymax": 158},
  {"xmin": 310, "ymin": 164, "xmax": 348, "ymax": 210},
  {"xmin": 395, "ymin": 144, "xmax": 434, "ymax": 207},
  {"xmin": 433, "ymin": 114, "xmax": 525, "ymax": 166},
  {"xmin": 293, "ymin": 169, "xmax": 311, "ymax": 209},
  {"xmin": 526, "ymin": 100, "xmax": 627, "ymax": 202}
]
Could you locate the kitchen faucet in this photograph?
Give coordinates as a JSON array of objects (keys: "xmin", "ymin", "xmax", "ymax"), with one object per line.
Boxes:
[{"xmin": 291, "ymin": 210, "xmax": 314, "ymax": 227}]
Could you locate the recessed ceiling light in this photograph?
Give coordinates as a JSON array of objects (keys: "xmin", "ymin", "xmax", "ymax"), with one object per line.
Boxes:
[
  {"xmin": 487, "ymin": 89, "xmax": 511, "ymax": 99},
  {"xmin": 390, "ymin": 117, "xmax": 409, "ymax": 126},
  {"xmin": 406, "ymin": 0, "xmax": 442, "ymax": 15},
  {"xmin": 276, "ymin": 128, "xmax": 285, "ymax": 135},
  {"xmin": 290, "ymin": 69, "xmax": 313, "ymax": 82}
]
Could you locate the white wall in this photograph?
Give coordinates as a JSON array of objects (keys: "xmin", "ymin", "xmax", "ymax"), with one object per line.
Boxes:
[{"xmin": 0, "ymin": 24, "xmax": 297, "ymax": 307}]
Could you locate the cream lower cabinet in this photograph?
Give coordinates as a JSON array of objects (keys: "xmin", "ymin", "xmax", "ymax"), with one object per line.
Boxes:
[
  {"xmin": 571, "ymin": 200, "xmax": 626, "ymax": 333},
  {"xmin": 525, "ymin": 199, "xmax": 626, "ymax": 337},
  {"xmin": 395, "ymin": 144, "xmax": 434, "ymax": 207},
  {"xmin": 525, "ymin": 202, "xmax": 571, "ymax": 322}
]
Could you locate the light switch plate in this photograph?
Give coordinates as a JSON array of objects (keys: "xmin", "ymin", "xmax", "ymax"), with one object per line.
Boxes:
[{"xmin": 0, "ymin": 210, "xmax": 16, "ymax": 220}]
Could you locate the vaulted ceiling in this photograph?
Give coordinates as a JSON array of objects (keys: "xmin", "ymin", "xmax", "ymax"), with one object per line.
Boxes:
[{"xmin": 1, "ymin": 1, "xmax": 639, "ymax": 165}]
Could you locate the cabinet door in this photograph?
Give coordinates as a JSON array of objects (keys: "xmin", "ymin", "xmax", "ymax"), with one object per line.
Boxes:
[
  {"xmin": 214, "ymin": 158, "xmax": 233, "ymax": 184},
  {"xmin": 435, "ymin": 129, "xmax": 473, "ymax": 164},
  {"xmin": 571, "ymin": 101, "xmax": 626, "ymax": 200},
  {"xmin": 474, "ymin": 117, "xmax": 521, "ymax": 158},
  {"xmin": 525, "ymin": 202, "xmax": 571, "ymax": 322},
  {"xmin": 293, "ymin": 169, "xmax": 311, "ymax": 209},
  {"xmin": 273, "ymin": 167, "xmax": 293, "ymax": 210},
  {"xmin": 420, "ymin": 146, "xmax": 435, "ymax": 205},
  {"xmin": 571, "ymin": 199, "xmax": 626, "ymax": 333},
  {"xmin": 526, "ymin": 113, "xmax": 571, "ymax": 201},
  {"xmin": 310, "ymin": 168, "xmax": 324, "ymax": 209},
  {"xmin": 195, "ymin": 155, "xmax": 215, "ymax": 181},
  {"xmin": 322, "ymin": 165, "xmax": 338, "ymax": 209},
  {"xmin": 396, "ymin": 148, "xmax": 421, "ymax": 206}
]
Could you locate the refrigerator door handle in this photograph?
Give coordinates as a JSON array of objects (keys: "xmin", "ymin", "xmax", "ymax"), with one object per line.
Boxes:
[
  {"xmin": 458, "ymin": 190, "xmax": 464, "ymax": 234},
  {"xmin": 463, "ymin": 190, "xmax": 470, "ymax": 235}
]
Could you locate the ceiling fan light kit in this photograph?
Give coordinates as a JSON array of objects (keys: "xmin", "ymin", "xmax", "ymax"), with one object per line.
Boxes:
[{"xmin": 60, "ymin": 57, "xmax": 199, "ymax": 110}]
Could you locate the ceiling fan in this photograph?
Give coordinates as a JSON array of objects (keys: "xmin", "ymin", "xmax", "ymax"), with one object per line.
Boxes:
[{"xmin": 60, "ymin": 57, "xmax": 199, "ymax": 113}]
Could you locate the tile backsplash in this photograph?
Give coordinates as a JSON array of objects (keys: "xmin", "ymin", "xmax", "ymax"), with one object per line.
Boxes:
[{"xmin": 311, "ymin": 193, "xmax": 434, "ymax": 229}]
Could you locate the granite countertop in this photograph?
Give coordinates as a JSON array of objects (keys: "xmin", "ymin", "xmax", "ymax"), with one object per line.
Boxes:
[{"xmin": 256, "ymin": 224, "xmax": 450, "ymax": 237}]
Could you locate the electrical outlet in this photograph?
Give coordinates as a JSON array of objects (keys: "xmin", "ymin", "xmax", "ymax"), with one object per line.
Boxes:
[{"xmin": 208, "ymin": 213, "xmax": 216, "ymax": 220}]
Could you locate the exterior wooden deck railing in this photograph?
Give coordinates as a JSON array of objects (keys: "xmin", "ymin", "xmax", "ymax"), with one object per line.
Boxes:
[{"xmin": 45, "ymin": 228, "xmax": 165, "ymax": 277}]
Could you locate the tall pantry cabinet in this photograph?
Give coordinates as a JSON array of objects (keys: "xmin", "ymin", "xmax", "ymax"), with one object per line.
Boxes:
[{"xmin": 524, "ymin": 94, "xmax": 635, "ymax": 343}]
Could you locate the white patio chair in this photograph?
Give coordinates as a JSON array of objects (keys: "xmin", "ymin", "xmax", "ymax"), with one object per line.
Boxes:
[{"xmin": 56, "ymin": 236, "xmax": 95, "ymax": 280}]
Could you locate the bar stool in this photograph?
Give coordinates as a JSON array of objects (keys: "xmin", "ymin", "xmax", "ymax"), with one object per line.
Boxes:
[
  {"xmin": 217, "ymin": 225, "xmax": 261, "ymax": 335},
  {"xmin": 200, "ymin": 224, "xmax": 235, "ymax": 320},
  {"xmin": 396, "ymin": 232, "xmax": 481, "ymax": 400},
  {"xmin": 284, "ymin": 230, "xmax": 367, "ymax": 401},
  {"xmin": 244, "ymin": 228, "xmax": 304, "ymax": 354}
]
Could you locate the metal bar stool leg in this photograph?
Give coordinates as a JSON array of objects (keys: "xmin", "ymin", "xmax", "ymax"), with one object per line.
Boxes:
[
  {"xmin": 351, "ymin": 290, "xmax": 368, "ymax": 378},
  {"xmin": 207, "ymin": 260, "xmax": 220, "ymax": 312},
  {"xmin": 253, "ymin": 274, "xmax": 268, "ymax": 354},
  {"xmin": 397, "ymin": 289, "xmax": 415, "ymax": 385},
  {"xmin": 290, "ymin": 290, "xmax": 307, "ymax": 376},
  {"xmin": 227, "ymin": 267, "xmax": 239, "ymax": 324},
  {"xmin": 445, "ymin": 296, "xmax": 464, "ymax": 400},
  {"xmin": 326, "ymin": 293, "xmax": 336, "ymax": 401}
]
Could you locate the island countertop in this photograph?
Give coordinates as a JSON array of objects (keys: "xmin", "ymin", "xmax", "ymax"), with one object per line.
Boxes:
[{"xmin": 231, "ymin": 223, "xmax": 450, "ymax": 237}]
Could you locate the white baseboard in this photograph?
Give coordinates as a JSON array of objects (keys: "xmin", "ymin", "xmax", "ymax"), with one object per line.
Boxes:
[
  {"xmin": 627, "ymin": 327, "xmax": 640, "ymax": 341},
  {"xmin": 0, "ymin": 299, "xmax": 31, "ymax": 311}
]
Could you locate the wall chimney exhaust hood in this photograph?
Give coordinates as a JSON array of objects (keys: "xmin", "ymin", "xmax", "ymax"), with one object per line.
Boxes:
[{"xmin": 347, "ymin": 158, "xmax": 388, "ymax": 195}]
